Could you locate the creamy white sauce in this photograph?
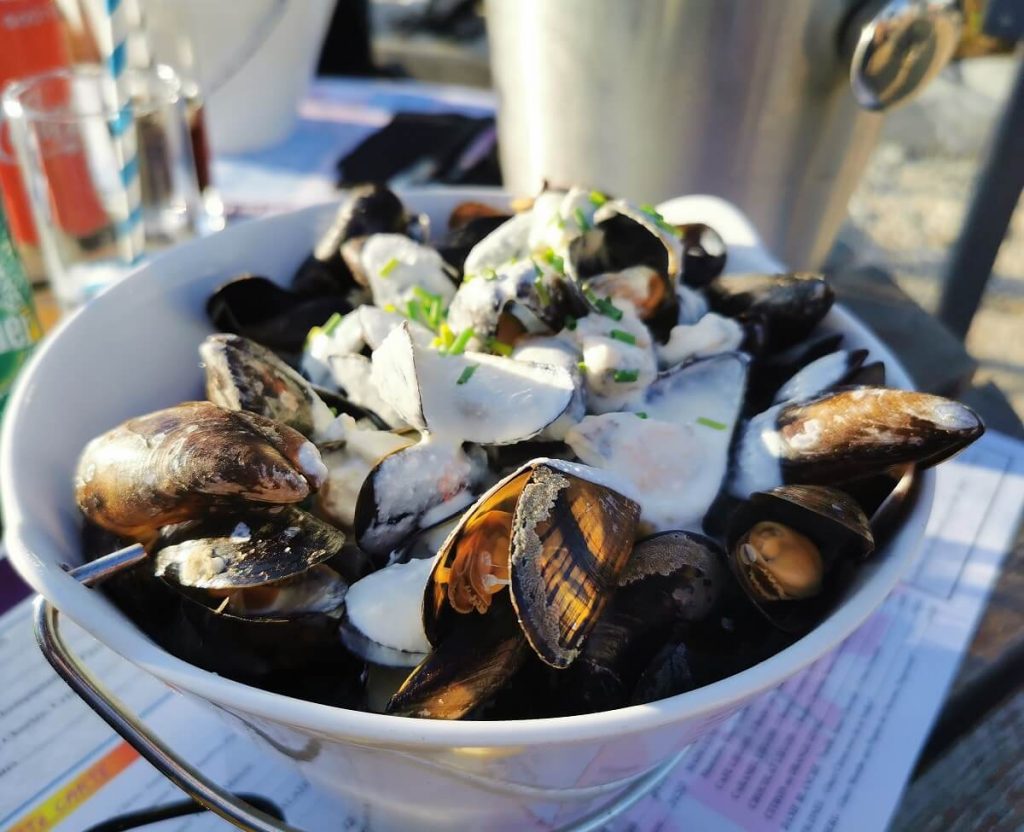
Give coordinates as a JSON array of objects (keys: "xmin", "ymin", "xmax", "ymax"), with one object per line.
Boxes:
[
  {"xmin": 528, "ymin": 187, "xmax": 599, "ymax": 258},
  {"xmin": 360, "ymin": 234, "xmax": 457, "ymax": 310},
  {"xmin": 570, "ymin": 301, "xmax": 657, "ymax": 414},
  {"xmin": 565, "ymin": 413, "xmax": 722, "ymax": 531},
  {"xmin": 676, "ymin": 286, "xmax": 710, "ymax": 325},
  {"xmin": 330, "ymin": 352, "xmax": 407, "ymax": 428},
  {"xmin": 728, "ymin": 404, "xmax": 785, "ymax": 498},
  {"xmin": 463, "ymin": 210, "xmax": 533, "ymax": 276},
  {"xmin": 371, "ymin": 324, "xmax": 574, "ymax": 446},
  {"xmin": 773, "ymin": 350, "xmax": 850, "ymax": 404},
  {"xmin": 296, "ymin": 441, "xmax": 327, "ymax": 487},
  {"xmin": 344, "ymin": 557, "xmax": 434, "ymax": 655},
  {"xmin": 657, "ymin": 313, "xmax": 744, "ymax": 369}
]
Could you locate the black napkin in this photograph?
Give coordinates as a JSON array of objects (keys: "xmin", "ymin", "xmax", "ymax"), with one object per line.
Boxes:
[{"xmin": 336, "ymin": 112, "xmax": 501, "ymax": 188}]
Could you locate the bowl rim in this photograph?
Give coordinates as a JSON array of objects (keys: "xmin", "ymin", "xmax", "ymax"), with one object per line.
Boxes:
[{"xmin": 1, "ymin": 190, "xmax": 932, "ymax": 748}]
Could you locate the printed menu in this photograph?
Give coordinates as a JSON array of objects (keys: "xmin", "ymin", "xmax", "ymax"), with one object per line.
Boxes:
[{"xmin": 1, "ymin": 429, "xmax": 1021, "ymax": 831}]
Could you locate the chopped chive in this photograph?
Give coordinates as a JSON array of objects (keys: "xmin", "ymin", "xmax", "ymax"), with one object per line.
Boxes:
[
  {"xmin": 305, "ymin": 325, "xmax": 323, "ymax": 347},
  {"xmin": 406, "ymin": 298, "xmax": 424, "ymax": 324},
  {"xmin": 613, "ymin": 368, "xmax": 640, "ymax": 383},
  {"xmin": 697, "ymin": 416, "xmax": 728, "ymax": 431},
  {"xmin": 595, "ymin": 297, "xmax": 624, "ymax": 321},
  {"xmin": 577, "ymin": 361, "xmax": 589, "ymax": 373},
  {"xmin": 412, "ymin": 286, "xmax": 439, "ymax": 304},
  {"xmin": 554, "ymin": 215, "xmax": 566, "ymax": 230},
  {"xmin": 542, "ymin": 247, "xmax": 564, "ymax": 273},
  {"xmin": 488, "ymin": 338, "xmax": 513, "ymax": 357},
  {"xmin": 435, "ymin": 322, "xmax": 455, "ymax": 352},
  {"xmin": 565, "ymin": 315, "xmax": 577, "ymax": 331},
  {"xmin": 574, "ymin": 207, "xmax": 591, "ymax": 232},
  {"xmin": 589, "ymin": 190, "xmax": 607, "ymax": 207},
  {"xmin": 534, "ymin": 274, "xmax": 552, "ymax": 307},
  {"xmin": 449, "ymin": 327, "xmax": 475, "ymax": 356},
  {"xmin": 322, "ymin": 312, "xmax": 344, "ymax": 335},
  {"xmin": 639, "ymin": 203, "xmax": 683, "ymax": 238},
  {"xmin": 609, "ymin": 328, "xmax": 636, "ymax": 345},
  {"xmin": 635, "ymin": 411, "xmax": 648, "ymax": 419},
  {"xmin": 379, "ymin": 257, "xmax": 400, "ymax": 277},
  {"xmin": 482, "ymin": 267, "xmax": 498, "ymax": 281},
  {"xmin": 456, "ymin": 363, "xmax": 478, "ymax": 385},
  {"xmin": 382, "ymin": 303, "xmax": 397, "ymax": 313},
  {"xmin": 328, "ymin": 406, "xmax": 339, "ymax": 417}
]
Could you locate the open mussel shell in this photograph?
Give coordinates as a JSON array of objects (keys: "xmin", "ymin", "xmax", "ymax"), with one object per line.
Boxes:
[
  {"xmin": 387, "ymin": 593, "xmax": 530, "ymax": 719},
  {"xmin": 354, "ymin": 439, "xmax": 491, "ymax": 562},
  {"xmin": 206, "ymin": 274, "xmax": 352, "ymax": 358},
  {"xmin": 677, "ymin": 223, "xmax": 727, "ymax": 288},
  {"xmin": 568, "ymin": 201, "xmax": 682, "ymax": 282},
  {"xmin": 202, "ymin": 333, "xmax": 335, "ymax": 438},
  {"xmin": 724, "ymin": 485, "xmax": 873, "ymax": 633},
  {"xmin": 292, "ymin": 184, "xmax": 410, "ymax": 297},
  {"xmin": 745, "ymin": 332, "xmax": 845, "ymax": 411},
  {"xmin": 424, "ymin": 458, "xmax": 641, "ymax": 670},
  {"xmin": 730, "ymin": 387, "xmax": 984, "ymax": 498},
  {"xmin": 75, "ymin": 402, "xmax": 327, "ymax": 543},
  {"xmin": 153, "ymin": 506, "xmax": 346, "ymax": 593},
  {"xmin": 561, "ymin": 531, "xmax": 725, "ymax": 712},
  {"xmin": 705, "ymin": 272, "xmax": 834, "ymax": 352},
  {"xmin": 770, "ymin": 348, "xmax": 870, "ymax": 405}
]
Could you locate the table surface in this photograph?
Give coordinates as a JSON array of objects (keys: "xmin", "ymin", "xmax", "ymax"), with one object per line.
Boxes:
[{"xmin": 26, "ymin": 75, "xmax": 1024, "ymax": 831}]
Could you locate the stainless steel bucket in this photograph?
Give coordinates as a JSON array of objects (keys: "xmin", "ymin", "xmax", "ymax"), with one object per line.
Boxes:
[{"xmin": 486, "ymin": 0, "xmax": 961, "ymax": 267}]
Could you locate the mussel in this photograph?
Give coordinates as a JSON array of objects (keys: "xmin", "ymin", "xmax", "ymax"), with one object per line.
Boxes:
[
  {"xmin": 75, "ymin": 402, "xmax": 327, "ymax": 543},
  {"xmin": 677, "ymin": 222, "xmax": 727, "ymax": 288},
  {"xmin": 723, "ymin": 485, "xmax": 874, "ymax": 633},
  {"xmin": 386, "ymin": 459, "xmax": 641, "ymax": 718},
  {"xmin": 705, "ymin": 272, "xmax": 834, "ymax": 351},
  {"xmin": 729, "ymin": 387, "xmax": 984, "ymax": 497}
]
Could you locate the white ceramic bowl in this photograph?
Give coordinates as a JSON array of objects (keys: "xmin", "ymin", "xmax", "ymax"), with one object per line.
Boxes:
[{"xmin": 1, "ymin": 189, "xmax": 932, "ymax": 831}]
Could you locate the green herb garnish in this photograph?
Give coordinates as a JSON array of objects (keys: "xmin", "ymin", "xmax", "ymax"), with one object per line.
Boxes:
[
  {"xmin": 577, "ymin": 361, "xmax": 589, "ymax": 373},
  {"xmin": 456, "ymin": 364, "xmax": 478, "ymax": 385},
  {"xmin": 565, "ymin": 315, "xmax": 577, "ymax": 331},
  {"xmin": 433, "ymin": 322, "xmax": 456, "ymax": 352},
  {"xmin": 639, "ymin": 203, "xmax": 683, "ymax": 238},
  {"xmin": 542, "ymin": 247, "xmax": 565, "ymax": 273},
  {"xmin": 697, "ymin": 416, "xmax": 728, "ymax": 431},
  {"xmin": 534, "ymin": 274, "xmax": 552, "ymax": 308},
  {"xmin": 322, "ymin": 312, "xmax": 344, "ymax": 336},
  {"xmin": 482, "ymin": 267, "xmax": 498, "ymax": 281},
  {"xmin": 488, "ymin": 338, "xmax": 513, "ymax": 357},
  {"xmin": 449, "ymin": 327, "xmax": 475, "ymax": 356},
  {"xmin": 382, "ymin": 303, "xmax": 397, "ymax": 313},
  {"xmin": 589, "ymin": 190, "xmax": 607, "ymax": 207},
  {"xmin": 574, "ymin": 207, "xmax": 591, "ymax": 232},
  {"xmin": 595, "ymin": 297, "xmax": 624, "ymax": 321},
  {"xmin": 406, "ymin": 298, "xmax": 424, "ymax": 325},
  {"xmin": 609, "ymin": 329, "xmax": 636, "ymax": 345},
  {"xmin": 379, "ymin": 257, "xmax": 400, "ymax": 277},
  {"xmin": 636, "ymin": 411, "xmax": 648, "ymax": 419},
  {"xmin": 613, "ymin": 369, "xmax": 640, "ymax": 383}
]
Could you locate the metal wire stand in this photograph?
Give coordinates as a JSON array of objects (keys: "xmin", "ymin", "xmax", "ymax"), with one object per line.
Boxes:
[{"xmin": 33, "ymin": 550, "xmax": 684, "ymax": 831}]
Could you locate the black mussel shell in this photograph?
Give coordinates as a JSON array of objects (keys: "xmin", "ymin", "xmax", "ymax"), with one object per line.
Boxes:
[
  {"xmin": 569, "ymin": 213, "xmax": 671, "ymax": 280},
  {"xmin": 629, "ymin": 642, "xmax": 698, "ymax": 705},
  {"xmin": 437, "ymin": 215, "xmax": 512, "ymax": 274},
  {"xmin": 746, "ymin": 332, "xmax": 845, "ymax": 407},
  {"xmin": 678, "ymin": 223, "xmax": 727, "ymax": 288},
  {"xmin": 292, "ymin": 184, "xmax": 409, "ymax": 296},
  {"xmin": 560, "ymin": 531, "xmax": 725, "ymax": 712},
  {"xmin": 206, "ymin": 274, "xmax": 351, "ymax": 359},
  {"xmin": 706, "ymin": 272, "xmax": 834, "ymax": 351},
  {"xmin": 724, "ymin": 485, "xmax": 873, "ymax": 634}
]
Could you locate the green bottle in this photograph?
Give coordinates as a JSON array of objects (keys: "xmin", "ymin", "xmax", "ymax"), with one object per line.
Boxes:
[{"xmin": 0, "ymin": 200, "xmax": 42, "ymax": 420}]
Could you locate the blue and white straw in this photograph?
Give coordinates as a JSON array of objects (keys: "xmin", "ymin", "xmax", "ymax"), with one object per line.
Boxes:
[{"xmin": 101, "ymin": 0, "xmax": 144, "ymax": 264}]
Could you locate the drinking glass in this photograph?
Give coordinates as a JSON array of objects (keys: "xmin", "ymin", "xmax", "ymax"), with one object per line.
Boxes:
[{"xmin": 0, "ymin": 64, "xmax": 202, "ymax": 309}]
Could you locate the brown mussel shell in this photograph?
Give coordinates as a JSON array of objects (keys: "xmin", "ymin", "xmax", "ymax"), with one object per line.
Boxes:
[
  {"xmin": 387, "ymin": 593, "xmax": 529, "ymax": 720},
  {"xmin": 425, "ymin": 460, "xmax": 641, "ymax": 670},
  {"xmin": 75, "ymin": 402, "xmax": 326, "ymax": 543},
  {"xmin": 202, "ymin": 333, "xmax": 331, "ymax": 437},
  {"xmin": 724, "ymin": 485, "xmax": 874, "ymax": 633}
]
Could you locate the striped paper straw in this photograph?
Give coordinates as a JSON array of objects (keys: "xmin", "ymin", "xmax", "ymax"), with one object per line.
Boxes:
[{"xmin": 99, "ymin": 0, "xmax": 145, "ymax": 264}]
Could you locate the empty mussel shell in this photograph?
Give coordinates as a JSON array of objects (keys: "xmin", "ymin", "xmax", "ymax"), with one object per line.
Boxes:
[{"xmin": 424, "ymin": 458, "xmax": 641, "ymax": 669}]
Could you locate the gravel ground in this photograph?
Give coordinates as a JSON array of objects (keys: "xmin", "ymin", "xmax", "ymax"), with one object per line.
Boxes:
[{"xmin": 834, "ymin": 55, "xmax": 1024, "ymax": 420}]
